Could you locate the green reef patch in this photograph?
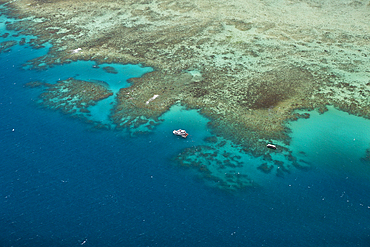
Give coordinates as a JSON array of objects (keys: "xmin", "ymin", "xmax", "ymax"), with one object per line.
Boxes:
[
  {"xmin": 26, "ymin": 78, "xmax": 113, "ymax": 122},
  {"xmin": 173, "ymin": 133, "xmax": 312, "ymax": 191},
  {"xmin": 102, "ymin": 66, "xmax": 118, "ymax": 74},
  {"xmin": 0, "ymin": 39, "xmax": 17, "ymax": 52}
]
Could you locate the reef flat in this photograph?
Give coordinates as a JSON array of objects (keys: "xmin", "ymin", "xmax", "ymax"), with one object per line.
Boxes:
[
  {"xmin": 2, "ymin": 0, "xmax": 370, "ymax": 188},
  {"xmin": 25, "ymin": 78, "xmax": 113, "ymax": 126}
]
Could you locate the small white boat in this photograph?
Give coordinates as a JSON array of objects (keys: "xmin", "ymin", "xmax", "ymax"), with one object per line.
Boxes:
[
  {"xmin": 267, "ymin": 144, "xmax": 277, "ymax": 150},
  {"xmin": 173, "ymin": 129, "xmax": 188, "ymax": 138}
]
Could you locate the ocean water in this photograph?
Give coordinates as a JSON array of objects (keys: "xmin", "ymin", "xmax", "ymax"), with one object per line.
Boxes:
[{"xmin": 1, "ymin": 13, "xmax": 370, "ymax": 247}]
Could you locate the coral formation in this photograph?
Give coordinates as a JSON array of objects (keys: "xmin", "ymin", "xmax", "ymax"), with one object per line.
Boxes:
[
  {"xmin": 174, "ymin": 134, "xmax": 312, "ymax": 190},
  {"xmin": 174, "ymin": 143, "xmax": 256, "ymax": 191},
  {"xmin": 102, "ymin": 66, "xmax": 118, "ymax": 74},
  {"xmin": 2, "ymin": 0, "xmax": 370, "ymax": 189},
  {"xmin": 0, "ymin": 40, "xmax": 17, "ymax": 52},
  {"xmin": 27, "ymin": 78, "xmax": 113, "ymax": 117}
]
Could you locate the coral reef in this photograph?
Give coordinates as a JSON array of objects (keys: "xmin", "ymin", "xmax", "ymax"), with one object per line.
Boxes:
[
  {"xmin": 2, "ymin": 0, "xmax": 370, "ymax": 189},
  {"xmin": 173, "ymin": 135, "xmax": 311, "ymax": 190},
  {"xmin": 174, "ymin": 144, "xmax": 255, "ymax": 191},
  {"xmin": 0, "ymin": 40, "xmax": 17, "ymax": 52},
  {"xmin": 360, "ymin": 148, "xmax": 370, "ymax": 164},
  {"xmin": 257, "ymin": 163, "xmax": 273, "ymax": 174},
  {"xmin": 102, "ymin": 66, "xmax": 118, "ymax": 74},
  {"xmin": 33, "ymin": 78, "xmax": 113, "ymax": 116}
]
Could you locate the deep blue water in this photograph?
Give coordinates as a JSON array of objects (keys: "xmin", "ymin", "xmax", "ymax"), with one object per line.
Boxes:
[{"xmin": 1, "ymin": 13, "xmax": 370, "ymax": 247}]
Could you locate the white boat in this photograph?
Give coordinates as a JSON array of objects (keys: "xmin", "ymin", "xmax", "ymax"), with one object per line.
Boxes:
[
  {"xmin": 267, "ymin": 144, "xmax": 277, "ymax": 150},
  {"xmin": 173, "ymin": 129, "xmax": 188, "ymax": 138}
]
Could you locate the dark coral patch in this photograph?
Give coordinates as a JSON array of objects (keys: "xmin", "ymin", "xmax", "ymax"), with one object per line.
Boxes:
[
  {"xmin": 246, "ymin": 67, "xmax": 314, "ymax": 110},
  {"xmin": 257, "ymin": 163, "xmax": 273, "ymax": 173},
  {"xmin": 103, "ymin": 66, "xmax": 118, "ymax": 74},
  {"xmin": 0, "ymin": 40, "xmax": 17, "ymax": 53},
  {"xmin": 38, "ymin": 78, "xmax": 113, "ymax": 114}
]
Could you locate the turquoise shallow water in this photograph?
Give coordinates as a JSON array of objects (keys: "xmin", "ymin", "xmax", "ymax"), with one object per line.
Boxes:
[
  {"xmin": 1, "ymin": 12, "xmax": 370, "ymax": 247},
  {"xmin": 288, "ymin": 107, "xmax": 370, "ymax": 180}
]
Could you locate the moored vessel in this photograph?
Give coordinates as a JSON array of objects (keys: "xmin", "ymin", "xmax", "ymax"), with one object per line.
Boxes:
[{"xmin": 173, "ymin": 129, "xmax": 188, "ymax": 138}]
